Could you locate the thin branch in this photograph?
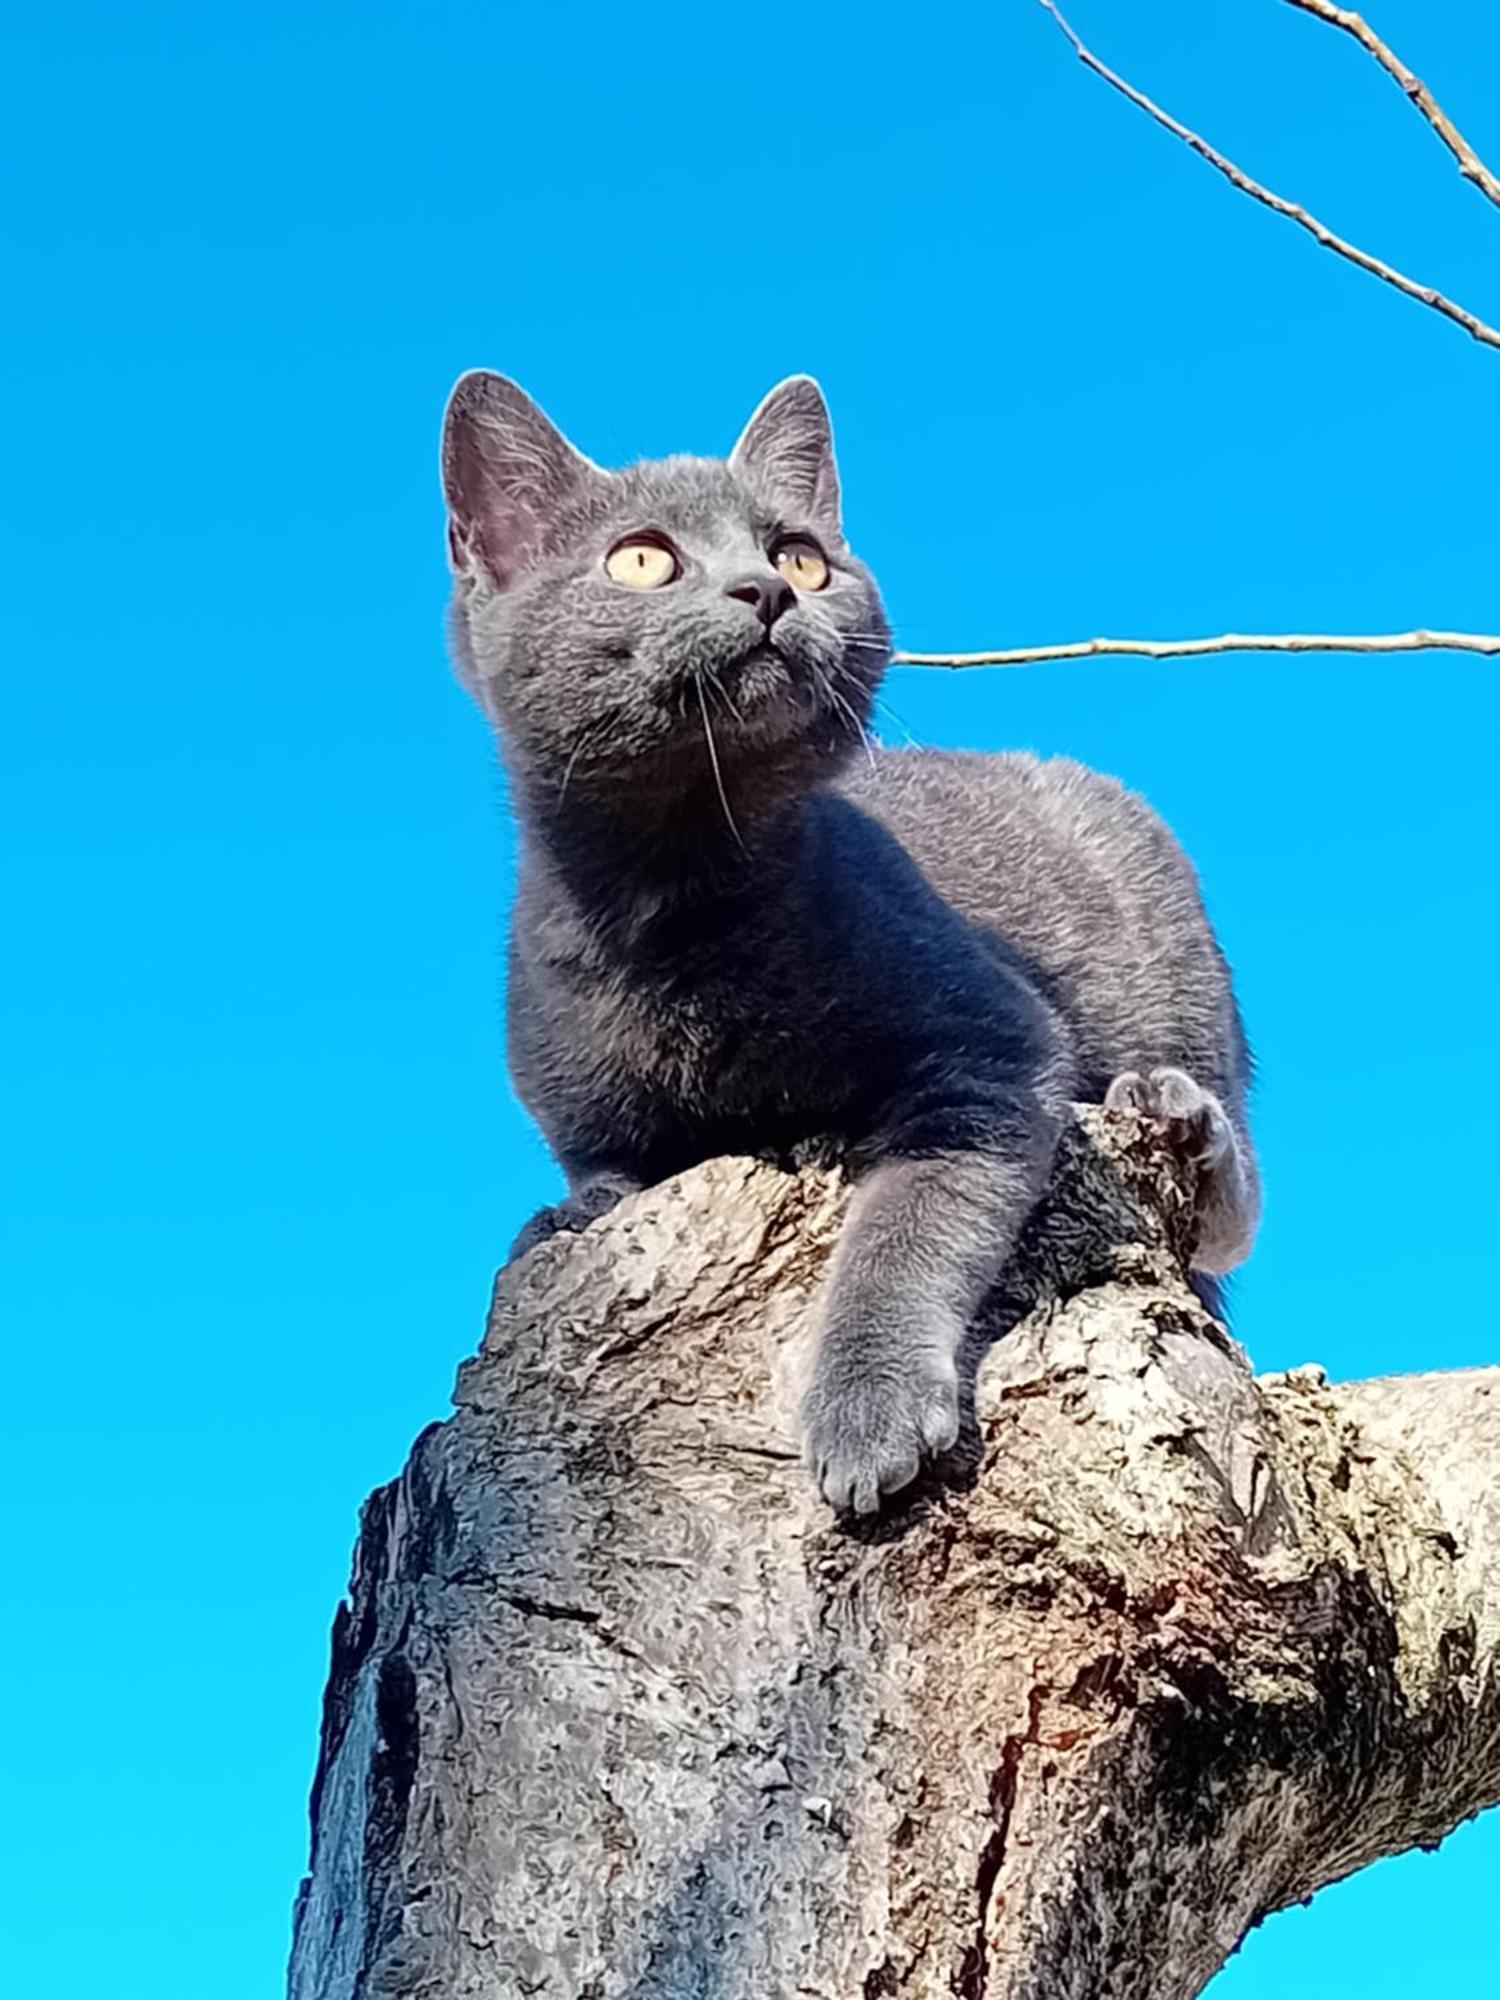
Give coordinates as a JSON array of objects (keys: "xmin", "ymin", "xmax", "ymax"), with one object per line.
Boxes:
[
  {"xmin": 1286, "ymin": 0, "xmax": 1500, "ymax": 213},
  {"xmin": 1037, "ymin": 0, "xmax": 1500, "ymax": 353},
  {"xmin": 893, "ymin": 629, "xmax": 1500, "ymax": 670}
]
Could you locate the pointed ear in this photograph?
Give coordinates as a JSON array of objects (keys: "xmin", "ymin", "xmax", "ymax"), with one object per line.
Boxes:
[
  {"xmin": 441, "ymin": 371, "xmax": 600, "ymax": 589},
  {"xmin": 729, "ymin": 376, "xmax": 841, "ymax": 534}
]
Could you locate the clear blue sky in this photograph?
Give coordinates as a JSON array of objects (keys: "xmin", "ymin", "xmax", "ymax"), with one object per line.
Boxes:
[{"xmin": 5, "ymin": 1, "xmax": 1497, "ymax": 1991}]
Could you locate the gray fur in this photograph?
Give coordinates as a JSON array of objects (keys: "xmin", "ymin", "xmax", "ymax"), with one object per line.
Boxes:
[{"xmin": 442, "ymin": 372, "xmax": 1260, "ymax": 1513}]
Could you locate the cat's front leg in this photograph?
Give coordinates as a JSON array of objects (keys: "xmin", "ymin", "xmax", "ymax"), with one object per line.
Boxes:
[{"xmin": 803, "ymin": 1137, "xmax": 1057, "ymax": 1515}]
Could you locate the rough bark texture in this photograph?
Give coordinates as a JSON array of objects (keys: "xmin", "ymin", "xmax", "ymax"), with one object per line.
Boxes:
[{"xmin": 288, "ymin": 1108, "xmax": 1500, "ymax": 2000}]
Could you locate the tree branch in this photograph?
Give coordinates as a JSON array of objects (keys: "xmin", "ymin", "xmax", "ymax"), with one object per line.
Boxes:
[
  {"xmin": 893, "ymin": 628, "xmax": 1500, "ymax": 669},
  {"xmin": 289, "ymin": 1110, "xmax": 1500, "ymax": 1999},
  {"xmin": 910, "ymin": 16, "xmax": 1500, "ymax": 684},
  {"xmin": 1286, "ymin": 0, "xmax": 1500, "ymax": 213},
  {"xmin": 1037, "ymin": 0, "xmax": 1500, "ymax": 353}
]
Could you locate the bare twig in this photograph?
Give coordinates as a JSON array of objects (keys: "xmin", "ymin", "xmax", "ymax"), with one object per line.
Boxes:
[
  {"xmin": 1286, "ymin": 0, "xmax": 1500, "ymax": 213},
  {"xmin": 893, "ymin": 629, "xmax": 1500, "ymax": 670},
  {"xmin": 1037, "ymin": 0, "xmax": 1500, "ymax": 353}
]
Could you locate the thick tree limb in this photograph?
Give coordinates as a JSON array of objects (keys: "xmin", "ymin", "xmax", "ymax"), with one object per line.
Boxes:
[
  {"xmin": 289, "ymin": 1110, "xmax": 1500, "ymax": 1998},
  {"xmin": 1286, "ymin": 0, "xmax": 1500, "ymax": 213},
  {"xmin": 893, "ymin": 628, "xmax": 1500, "ymax": 669},
  {"xmin": 1037, "ymin": 0, "xmax": 1500, "ymax": 353}
]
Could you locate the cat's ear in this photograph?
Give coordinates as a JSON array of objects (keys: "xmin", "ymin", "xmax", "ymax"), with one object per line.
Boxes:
[
  {"xmin": 442, "ymin": 371, "xmax": 600, "ymax": 589},
  {"xmin": 729, "ymin": 376, "xmax": 841, "ymax": 535}
]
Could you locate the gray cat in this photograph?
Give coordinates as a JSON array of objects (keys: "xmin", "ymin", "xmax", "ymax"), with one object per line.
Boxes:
[{"xmin": 442, "ymin": 372, "xmax": 1260, "ymax": 1514}]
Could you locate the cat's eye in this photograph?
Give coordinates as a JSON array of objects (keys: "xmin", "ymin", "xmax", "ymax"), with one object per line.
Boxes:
[
  {"xmin": 605, "ymin": 536, "xmax": 680, "ymax": 589},
  {"xmin": 771, "ymin": 536, "xmax": 830, "ymax": 592}
]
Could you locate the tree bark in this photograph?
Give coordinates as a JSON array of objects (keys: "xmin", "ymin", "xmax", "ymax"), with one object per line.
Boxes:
[{"xmin": 288, "ymin": 1108, "xmax": 1500, "ymax": 2000}]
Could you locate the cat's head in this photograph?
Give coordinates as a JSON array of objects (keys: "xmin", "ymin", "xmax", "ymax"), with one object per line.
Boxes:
[{"xmin": 441, "ymin": 374, "xmax": 890, "ymax": 822}]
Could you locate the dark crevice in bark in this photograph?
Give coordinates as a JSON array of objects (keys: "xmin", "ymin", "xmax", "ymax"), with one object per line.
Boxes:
[
  {"xmin": 496, "ymin": 1591, "xmax": 604, "ymax": 1626},
  {"xmin": 307, "ymin": 1479, "xmax": 397, "ymax": 1843},
  {"xmin": 957, "ymin": 1684, "xmax": 1048, "ymax": 1999},
  {"xmin": 394, "ymin": 1424, "xmax": 460, "ymax": 1585},
  {"xmin": 359, "ymin": 1612, "xmax": 420, "ymax": 1982}
]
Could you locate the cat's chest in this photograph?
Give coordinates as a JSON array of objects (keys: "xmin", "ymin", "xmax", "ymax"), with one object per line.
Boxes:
[
  {"xmin": 521, "ymin": 931, "xmax": 862, "ymax": 1160},
  {"xmin": 585, "ymin": 951, "xmax": 847, "ymax": 1106},
  {"xmin": 508, "ymin": 827, "xmax": 990, "ymax": 1167}
]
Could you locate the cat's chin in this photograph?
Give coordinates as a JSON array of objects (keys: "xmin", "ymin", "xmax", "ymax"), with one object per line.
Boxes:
[
  {"xmin": 717, "ymin": 645, "xmax": 826, "ymax": 737},
  {"xmin": 711, "ymin": 694, "xmax": 826, "ymax": 775},
  {"xmin": 526, "ymin": 655, "xmax": 848, "ymax": 809}
]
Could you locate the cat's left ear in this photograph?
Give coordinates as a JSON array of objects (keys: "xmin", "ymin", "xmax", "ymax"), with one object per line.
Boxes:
[{"xmin": 729, "ymin": 376, "xmax": 841, "ymax": 536}]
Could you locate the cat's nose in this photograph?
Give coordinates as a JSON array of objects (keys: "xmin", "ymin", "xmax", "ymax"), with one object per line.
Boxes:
[{"xmin": 724, "ymin": 572, "xmax": 796, "ymax": 631}]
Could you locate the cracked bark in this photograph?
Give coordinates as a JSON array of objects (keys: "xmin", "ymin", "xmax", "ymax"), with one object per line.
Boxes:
[{"xmin": 288, "ymin": 1108, "xmax": 1500, "ymax": 1999}]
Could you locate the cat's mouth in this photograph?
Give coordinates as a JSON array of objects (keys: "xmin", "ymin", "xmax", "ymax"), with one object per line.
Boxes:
[
  {"xmin": 715, "ymin": 642, "xmax": 810, "ymax": 730},
  {"xmin": 735, "ymin": 637, "xmax": 785, "ymax": 669}
]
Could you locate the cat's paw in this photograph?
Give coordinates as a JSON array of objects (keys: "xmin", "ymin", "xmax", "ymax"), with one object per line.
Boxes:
[
  {"xmin": 802, "ymin": 1349, "xmax": 960, "ymax": 1516},
  {"xmin": 1105, "ymin": 1065, "xmax": 1232, "ymax": 1168},
  {"xmin": 509, "ymin": 1176, "xmax": 637, "ymax": 1261}
]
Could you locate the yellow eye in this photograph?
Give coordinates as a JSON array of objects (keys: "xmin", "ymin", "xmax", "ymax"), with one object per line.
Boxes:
[
  {"xmin": 772, "ymin": 537, "xmax": 829, "ymax": 592},
  {"xmin": 604, "ymin": 537, "xmax": 679, "ymax": 589}
]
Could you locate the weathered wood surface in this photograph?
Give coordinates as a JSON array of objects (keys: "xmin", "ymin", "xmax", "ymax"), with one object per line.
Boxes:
[{"xmin": 288, "ymin": 1109, "xmax": 1500, "ymax": 1999}]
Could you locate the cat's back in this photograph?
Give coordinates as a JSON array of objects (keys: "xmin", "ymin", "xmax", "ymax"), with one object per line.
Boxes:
[
  {"xmin": 835, "ymin": 747, "xmax": 1240, "ymax": 1097},
  {"xmin": 836, "ymin": 746, "xmax": 1191, "ymax": 932}
]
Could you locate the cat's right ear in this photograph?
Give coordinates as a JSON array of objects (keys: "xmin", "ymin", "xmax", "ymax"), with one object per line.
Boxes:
[
  {"xmin": 441, "ymin": 372, "xmax": 599, "ymax": 590},
  {"xmin": 729, "ymin": 376, "xmax": 842, "ymax": 536}
]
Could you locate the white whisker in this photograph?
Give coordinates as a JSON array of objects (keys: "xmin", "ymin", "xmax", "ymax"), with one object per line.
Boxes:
[
  {"xmin": 872, "ymin": 696, "xmax": 926, "ymax": 751},
  {"xmin": 815, "ymin": 662, "xmax": 877, "ymax": 770},
  {"xmin": 557, "ymin": 719, "xmax": 605, "ymax": 803},
  {"xmin": 694, "ymin": 672, "xmax": 746, "ymax": 850},
  {"xmin": 704, "ymin": 665, "xmax": 742, "ymax": 721}
]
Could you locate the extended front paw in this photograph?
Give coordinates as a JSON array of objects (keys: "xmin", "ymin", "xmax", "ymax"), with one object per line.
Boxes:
[
  {"xmin": 1105, "ymin": 1065, "xmax": 1232, "ymax": 1168},
  {"xmin": 802, "ymin": 1349, "xmax": 960, "ymax": 1516}
]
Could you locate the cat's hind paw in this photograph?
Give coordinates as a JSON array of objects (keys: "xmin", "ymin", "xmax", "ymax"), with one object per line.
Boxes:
[{"xmin": 1105, "ymin": 1065, "xmax": 1233, "ymax": 1168}]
